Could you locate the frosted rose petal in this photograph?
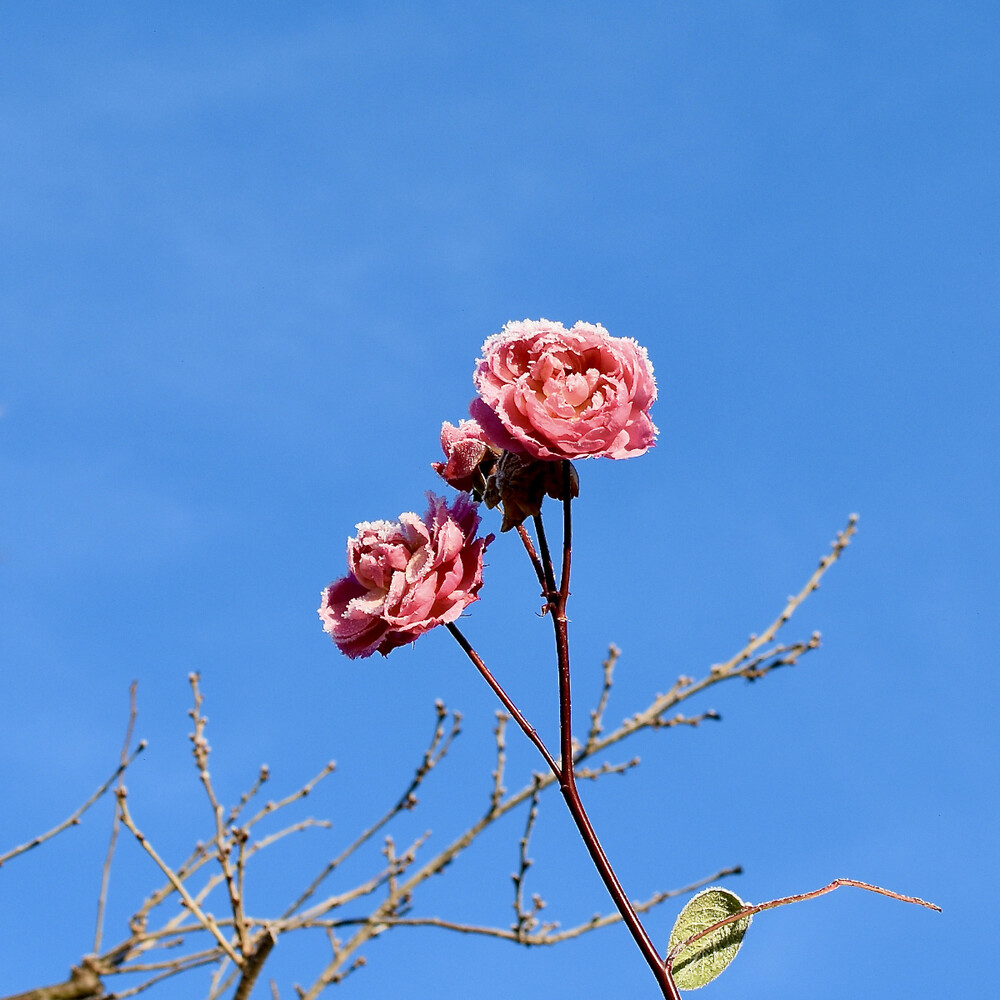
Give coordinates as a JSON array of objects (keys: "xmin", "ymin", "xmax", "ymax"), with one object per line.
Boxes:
[
  {"xmin": 320, "ymin": 493, "xmax": 493, "ymax": 659},
  {"xmin": 472, "ymin": 319, "xmax": 657, "ymax": 461}
]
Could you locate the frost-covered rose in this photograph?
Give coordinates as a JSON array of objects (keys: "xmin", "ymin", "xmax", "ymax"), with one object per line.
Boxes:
[
  {"xmin": 319, "ymin": 493, "xmax": 493, "ymax": 659},
  {"xmin": 470, "ymin": 319, "xmax": 657, "ymax": 461},
  {"xmin": 431, "ymin": 418, "xmax": 497, "ymax": 494}
]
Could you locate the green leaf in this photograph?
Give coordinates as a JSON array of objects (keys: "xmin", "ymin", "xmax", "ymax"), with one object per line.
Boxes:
[{"xmin": 667, "ymin": 887, "xmax": 752, "ymax": 991}]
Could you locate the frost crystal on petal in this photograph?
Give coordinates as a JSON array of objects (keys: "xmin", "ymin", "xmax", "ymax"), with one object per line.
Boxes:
[
  {"xmin": 320, "ymin": 494, "xmax": 494, "ymax": 659},
  {"xmin": 471, "ymin": 319, "xmax": 657, "ymax": 461}
]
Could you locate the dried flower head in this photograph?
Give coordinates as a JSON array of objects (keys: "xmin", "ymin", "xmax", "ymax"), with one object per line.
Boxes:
[{"xmin": 483, "ymin": 450, "xmax": 580, "ymax": 532}]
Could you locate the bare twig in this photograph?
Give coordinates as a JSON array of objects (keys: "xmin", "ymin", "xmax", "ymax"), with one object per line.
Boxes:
[
  {"xmin": 115, "ymin": 787, "xmax": 241, "ymax": 966},
  {"xmin": 282, "ymin": 701, "xmax": 459, "ymax": 920},
  {"xmin": 94, "ymin": 681, "xmax": 140, "ymax": 955},
  {"xmin": 246, "ymin": 818, "xmax": 333, "ymax": 856},
  {"xmin": 575, "ymin": 757, "xmax": 641, "ymax": 780},
  {"xmin": 604, "ymin": 516, "xmax": 858, "ymax": 755},
  {"xmin": 227, "ymin": 765, "xmax": 271, "ymax": 828},
  {"xmin": 383, "ymin": 836, "xmax": 400, "ymax": 904},
  {"xmin": 648, "ymin": 709, "xmax": 721, "ymax": 731},
  {"xmin": 188, "ymin": 672, "xmax": 251, "ymax": 956},
  {"xmin": 112, "ymin": 947, "xmax": 222, "ymax": 974},
  {"xmin": 584, "ymin": 644, "xmax": 619, "ymax": 753},
  {"xmin": 511, "ymin": 777, "xmax": 543, "ymax": 939},
  {"xmin": 245, "ymin": 761, "xmax": 337, "ymax": 832},
  {"xmin": 285, "ymin": 843, "xmax": 429, "ymax": 930},
  {"xmin": 205, "ymin": 955, "xmax": 237, "ymax": 1000},
  {"xmin": 0, "ymin": 742, "xmax": 146, "ymax": 870},
  {"xmin": 489, "ymin": 711, "xmax": 509, "ymax": 815},
  {"xmin": 712, "ymin": 515, "xmax": 859, "ymax": 677},
  {"xmin": 110, "ymin": 951, "xmax": 222, "ymax": 999}
]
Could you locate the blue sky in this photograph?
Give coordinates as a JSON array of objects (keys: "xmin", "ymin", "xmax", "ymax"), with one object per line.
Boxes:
[{"xmin": 1, "ymin": 4, "xmax": 997, "ymax": 998}]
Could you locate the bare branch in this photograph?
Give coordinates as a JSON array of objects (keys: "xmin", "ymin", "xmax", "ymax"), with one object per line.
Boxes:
[
  {"xmin": 129, "ymin": 840, "xmax": 213, "ymax": 930},
  {"xmin": 244, "ymin": 761, "xmax": 337, "ymax": 832},
  {"xmin": 282, "ymin": 701, "xmax": 459, "ymax": 920},
  {"xmin": 0, "ymin": 742, "xmax": 146, "ymax": 870},
  {"xmin": 575, "ymin": 757, "xmax": 641, "ymax": 780},
  {"xmin": 489, "ymin": 711, "xmax": 509, "ymax": 815},
  {"xmin": 511, "ymin": 777, "xmax": 543, "ymax": 940},
  {"xmin": 188, "ymin": 672, "xmax": 251, "ymax": 956},
  {"xmin": 311, "ymin": 864, "xmax": 744, "ymax": 949},
  {"xmin": 583, "ymin": 644, "xmax": 619, "ymax": 753},
  {"xmin": 227, "ymin": 765, "xmax": 271, "ymax": 828},
  {"xmin": 2, "ymin": 958, "xmax": 103, "ymax": 1000},
  {"xmin": 95, "ymin": 681, "xmax": 140, "ymax": 955},
  {"xmin": 233, "ymin": 927, "xmax": 277, "ymax": 1000},
  {"xmin": 712, "ymin": 514, "xmax": 858, "ymax": 677},
  {"xmin": 115, "ymin": 787, "xmax": 242, "ymax": 966}
]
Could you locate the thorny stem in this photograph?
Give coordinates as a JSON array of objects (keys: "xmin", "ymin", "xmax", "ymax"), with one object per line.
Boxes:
[{"xmin": 544, "ymin": 461, "xmax": 682, "ymax": 1000}]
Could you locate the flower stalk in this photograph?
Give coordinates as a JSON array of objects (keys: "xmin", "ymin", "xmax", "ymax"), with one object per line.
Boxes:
[
  {"xmin": 545, "ymin": 462, "xmax": 681, "ymax": 999},
  {"xmin": 452, "ymin": 462, "xmax": 680, "ymax": 998}
]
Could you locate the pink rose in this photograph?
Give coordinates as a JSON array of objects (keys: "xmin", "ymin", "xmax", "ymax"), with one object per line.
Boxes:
[
  {"xmin": 431, "ymin": 418, "xmax": 497, "ymax": 494},
  {"xmin": 319, "ymin": 493, "xmax": 493, "ymax": 659},
  {"xmin": 470, "ymin": 319, "xmax": 657, "ymax": 461}
]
